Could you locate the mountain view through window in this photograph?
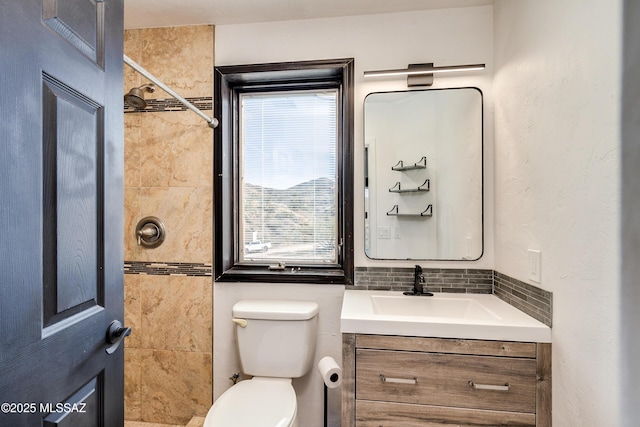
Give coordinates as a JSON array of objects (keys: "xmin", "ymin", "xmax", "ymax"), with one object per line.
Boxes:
[{"xmin": 240, "ymin": 90, "xmax": 338, "ymax": 264}]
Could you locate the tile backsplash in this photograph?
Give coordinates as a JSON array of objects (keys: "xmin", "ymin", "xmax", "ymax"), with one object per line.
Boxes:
[
  {"xmin": 353, "ymin": 266, "xmax": 552, "ymax": 327},
  {"xmin": 354, "ymin": 267, "xmax": 493, "ymax": 294},
  {"xmin": 493, "ymin": 271, "xmax": 553, "ymax": 327}
]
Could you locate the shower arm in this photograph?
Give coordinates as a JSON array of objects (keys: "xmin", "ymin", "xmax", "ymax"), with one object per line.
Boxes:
[{"xmin": 123, "ymin": 54, "xmax": 218, "ymax": 129}]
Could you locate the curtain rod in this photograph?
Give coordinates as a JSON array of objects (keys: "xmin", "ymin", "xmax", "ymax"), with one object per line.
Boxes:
[{"xmin": 123, "ymin": 54, "xmax": 218, "ymax": 129}]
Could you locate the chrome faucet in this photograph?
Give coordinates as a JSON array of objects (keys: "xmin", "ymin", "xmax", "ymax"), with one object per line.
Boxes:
[{"xmin": 404, "ymin": 265, "xmax": 433, "ymax": 296}]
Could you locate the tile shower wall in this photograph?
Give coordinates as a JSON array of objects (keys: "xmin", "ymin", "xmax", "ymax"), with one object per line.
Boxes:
[{"xmin": 123, "ymin": 25, "xmax": 214, "ymax": 425}]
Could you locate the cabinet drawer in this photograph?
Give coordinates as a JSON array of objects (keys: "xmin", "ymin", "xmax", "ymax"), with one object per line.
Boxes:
[
  {"xmin": 356, "ymin": 400, "xmax": 536, "ymax": 427},
  {"xmin": 356, "ymin": 349, "xmax": 537, "ymax": 413},
  {"xmin": 356, "ymin": 335, "xmax": 537, "ymax": 358}
]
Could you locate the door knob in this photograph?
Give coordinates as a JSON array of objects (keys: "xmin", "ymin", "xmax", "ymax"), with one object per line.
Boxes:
[{"xmin": 105, "ymin": 320, "xmax": 131, "ymax": 355}]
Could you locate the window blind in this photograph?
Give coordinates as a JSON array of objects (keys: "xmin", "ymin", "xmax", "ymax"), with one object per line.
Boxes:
[{"xmin": 240, "ymin": 90, "xmax": 338, "ymax": 263}]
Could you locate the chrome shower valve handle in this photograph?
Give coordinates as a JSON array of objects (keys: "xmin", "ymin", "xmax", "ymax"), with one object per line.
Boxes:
[{"xmin": 135, "ymin": 216, "xmax": 166, "ymax": 248}]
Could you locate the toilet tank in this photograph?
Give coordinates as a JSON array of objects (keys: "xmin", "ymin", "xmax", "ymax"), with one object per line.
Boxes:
[{"xmin": 232, "ymin": 300, "xmax": 319, "ymax": 378}]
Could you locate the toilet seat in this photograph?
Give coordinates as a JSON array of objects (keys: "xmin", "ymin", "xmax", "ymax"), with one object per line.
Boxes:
[{"xmin": 204, "ymin": 378, "xmax": 297, "ymax": 427}]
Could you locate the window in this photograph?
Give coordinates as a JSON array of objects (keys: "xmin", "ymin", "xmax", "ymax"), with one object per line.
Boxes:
[
  {"xmin": 240, "ymin": 90, "xmax": 338, "ymax": 264},
  {"xmin": 214, "ymin": 59, "xmax": 354, "ymax": 284}
]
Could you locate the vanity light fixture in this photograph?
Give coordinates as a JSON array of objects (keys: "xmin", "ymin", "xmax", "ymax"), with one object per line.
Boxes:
[{"xmin": 363, "ymin": 63, "xmax": 485, "ymax": 87}]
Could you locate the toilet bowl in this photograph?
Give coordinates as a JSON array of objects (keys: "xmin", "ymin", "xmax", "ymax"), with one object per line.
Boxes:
[
  {"xmin": 203, "ymin": 300, "xmax": 318, "ymax": 427},
  {"xmin": 203, "ymin": 378, "xmax": 297, "ymax": 427}
]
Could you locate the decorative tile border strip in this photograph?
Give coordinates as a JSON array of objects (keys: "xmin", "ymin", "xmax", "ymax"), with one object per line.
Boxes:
[
  {"xmin": 124, "ymin": 96, "xmax": 213, "ymax": 114},
  {"xmin": 353, "ymin": 266, "xmax": 553, "ymax": 326},
  {"xmin": 124, "ymin": 261, "xmax": 212, "ymax": 277},
  {"xmin": 494, "ymin": 271, "xmax": 552, "ymax": 327},
  {"xmin": 353, "ymin": 267, "xmax": 493, "ymax": 294}
]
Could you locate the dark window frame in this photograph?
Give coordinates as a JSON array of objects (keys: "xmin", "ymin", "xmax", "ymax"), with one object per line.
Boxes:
[{"xmin": 213, "ymin": 58, "xmax": 354, "ymax": 285}]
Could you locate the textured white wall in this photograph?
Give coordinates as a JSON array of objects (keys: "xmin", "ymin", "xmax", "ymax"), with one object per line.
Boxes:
[
  {"xmin": 493, "ymin": 1, "xmax": 621, "ymax": 425},
  {"xmin": 216, "ymin": 6, "xmax": 495, "ymax": 269},
  {"xmin": 213, "ymin": 2, "xmax": 628, "ymax": 425},
  {"xmin": 214, "ymin": 7, "xmax": 494, "ymax": 427}
]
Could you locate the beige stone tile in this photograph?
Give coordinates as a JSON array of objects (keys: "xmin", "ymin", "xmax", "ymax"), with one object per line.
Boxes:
[
  {"xmin": 140, "ymin": 26, "xmax": 213, "ymax": 99},
  {"xmin": 139, "ymin": 349, "xmax": 213, "ymax": 425},
  {"xmin": 125, "ymin": 114, "xmax": 142, "ymax": 188},
  {"xmin": 124, "ymin": 348, "xmax": 143, "ymax": 421},
  {"xmin": 124, "ymin": 187, "xmax": 142, "ymax": 260},
  {"xmin": 139, "ymin": 111, "xmax": 213, "ymax": 188},
  {"xmin": 123, "ymin": 24, "xmax": 215, "ymax": 427},
  {"xmin": 124, "ymin": 30, "xmax": 143, "ymax": 92},
  {"xmin": 186, "ymin": 416, "xmax": 206, "ymax": 427},
  {"xmin": 140, "ymin": 275, "xmax": 212, "ymax": 352},
  {"xmin": 124, "ymin": 274, "xmax": 143, "ymax": 349},
  {"xmin": 138, "ymin": 186, "xmax": 212, "ymax": 263}
]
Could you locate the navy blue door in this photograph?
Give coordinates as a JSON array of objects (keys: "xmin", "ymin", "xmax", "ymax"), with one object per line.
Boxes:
[{"xmin": 0, "ymin": 0, "xmax": 126, "ymax": 425}]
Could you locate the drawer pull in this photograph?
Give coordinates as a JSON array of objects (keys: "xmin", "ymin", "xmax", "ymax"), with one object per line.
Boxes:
[
  {"xmin": 468, "ymin": 381, "xmax": 510, "ymax": 391},
  {"xmin": 380, "ymin": 374, "xmax": 418, "ymax": 385}
]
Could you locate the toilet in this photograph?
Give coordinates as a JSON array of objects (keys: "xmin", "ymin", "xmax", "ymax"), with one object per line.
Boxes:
[{"xmin": 203, "ymin": 299, "xmax": 319, "ymax": 427}]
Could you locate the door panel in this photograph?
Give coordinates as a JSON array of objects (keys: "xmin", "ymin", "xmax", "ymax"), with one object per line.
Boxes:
[
  {"xmin": 43, "ymin": 0, "xmax": 105, "ymax": 66},
  {"xmin": 42, "ymin": 375, "xmax": 103, "ymax": 427},
  {"xmin": 0, "ymin": 0, "xmax": 125, "ymax": 425},
  {"xmin": 43, "ymin": 73, "xmax": 105, "ymax": 329}
]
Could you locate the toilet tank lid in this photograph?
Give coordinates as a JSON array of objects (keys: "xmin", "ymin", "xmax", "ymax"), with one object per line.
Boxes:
[{"xmin": 233, "ymin": 300, "xmax": 319, "ymax": 320}]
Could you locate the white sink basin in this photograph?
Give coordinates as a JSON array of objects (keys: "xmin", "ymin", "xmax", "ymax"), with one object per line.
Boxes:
[
  {"xmin": 370, "ymin": 294, "xmax": 500, "ymax": 321},
  {"xmin": 341, "ymin": 290, "xmax": 551, "ymax": 342}
]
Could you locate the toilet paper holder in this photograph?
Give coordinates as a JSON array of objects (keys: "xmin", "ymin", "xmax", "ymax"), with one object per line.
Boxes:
[
  {"xmin": 317, "ymin": 356, "xmax": 342, "ymax": 388},
  {"xmin": 317, "ymin": 356, "xmax": 342, "ymax": 427},
  {"xmin": 135, "ymin": 216, "xmax": 166, "ymax": 248}
]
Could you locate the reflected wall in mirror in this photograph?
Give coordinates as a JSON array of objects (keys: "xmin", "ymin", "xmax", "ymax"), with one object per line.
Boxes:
[{"xmin": 364, "ymin": 87, "xmax": 483, "ymax": 260}]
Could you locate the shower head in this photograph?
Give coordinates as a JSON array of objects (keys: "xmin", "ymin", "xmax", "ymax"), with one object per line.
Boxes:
[{"xmin": 124, "ymin": 83, "xmax": 155, "ymax": 109}]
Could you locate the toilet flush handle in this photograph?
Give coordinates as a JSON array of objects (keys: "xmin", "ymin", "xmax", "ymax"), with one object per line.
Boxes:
[{"xmin": 232, "ymin": 318, "xmax": 248, "ymax": 328}]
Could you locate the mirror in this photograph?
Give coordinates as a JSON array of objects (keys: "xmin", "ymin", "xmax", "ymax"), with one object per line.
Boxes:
[{"xmin": 364, "ymin": 87, "xmax": 483, "ymax": 260}]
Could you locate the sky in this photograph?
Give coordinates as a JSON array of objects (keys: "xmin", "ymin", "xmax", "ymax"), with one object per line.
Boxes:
[{"xmin": 241, "ymin": 91, "xmax": 337, "ymax": 189}]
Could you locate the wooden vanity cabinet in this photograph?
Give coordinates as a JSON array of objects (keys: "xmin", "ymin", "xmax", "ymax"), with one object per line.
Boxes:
[{"xmin": 342, "ymin": 334, "xmax": 551, "ymax": 427}]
